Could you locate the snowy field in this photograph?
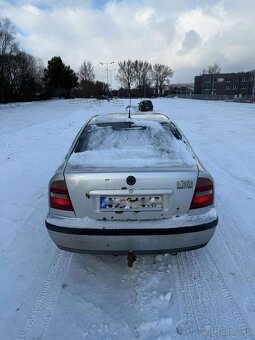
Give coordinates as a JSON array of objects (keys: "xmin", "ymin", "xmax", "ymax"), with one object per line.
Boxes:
[{"xmin": 1, "ymin": 98, "xmax": 255, "ymax": 339}]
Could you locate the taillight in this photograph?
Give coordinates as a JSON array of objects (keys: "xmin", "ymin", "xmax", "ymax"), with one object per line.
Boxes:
[
  {"xmin": 190, "ymin": 177, "xmax": 214, "ymax": 210},
  {"xmin": 49, "ymin": 180, "xmax": 74, "ymax": 211}
]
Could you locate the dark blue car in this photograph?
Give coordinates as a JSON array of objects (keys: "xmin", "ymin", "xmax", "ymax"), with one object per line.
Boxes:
[{"xmin": 138, "ymin": 100, "xmax": 153, "ymax": 112}]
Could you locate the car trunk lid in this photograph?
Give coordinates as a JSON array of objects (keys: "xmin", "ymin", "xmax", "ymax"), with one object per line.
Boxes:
[{"xmin": 64, "ymin": 164, "xmax": 198, "ymax": 220}]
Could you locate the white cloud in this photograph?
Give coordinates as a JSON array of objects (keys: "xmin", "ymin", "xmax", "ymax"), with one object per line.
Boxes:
[
  {"xmin": 1, "ymin": 0, "xmax": 255, "ymax": 84},
  {"xmin": 178, "ymin": 29, "xmax": 201, "ymax": 55}
]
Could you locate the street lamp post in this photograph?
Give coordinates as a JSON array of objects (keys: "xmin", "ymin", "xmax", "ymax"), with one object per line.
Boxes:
[
  {"xmin": 211, "ymin": 72, "xmax": 215, "ymax": 100},
  {"xmin": 100, "ymin": 61, "xmax": 114, "ymax": 101},
  {"xmin": 108, "ymin": 68, "xmax": 117, "ymax": 99}
]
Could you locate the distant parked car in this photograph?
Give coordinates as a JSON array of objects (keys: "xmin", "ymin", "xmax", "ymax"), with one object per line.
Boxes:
[
  {"xmin": 45, "ymin": 113, "xmax": 218, "ymax": 258},
  {"xmin": 138, "ymin": 100, "xmax": 153, "ymax": 111}
]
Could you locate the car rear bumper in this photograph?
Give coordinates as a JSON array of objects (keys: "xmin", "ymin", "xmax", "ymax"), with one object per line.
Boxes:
[{"xmin": 45, "ymin": 215, "xmax": 218, "ymax": 255}]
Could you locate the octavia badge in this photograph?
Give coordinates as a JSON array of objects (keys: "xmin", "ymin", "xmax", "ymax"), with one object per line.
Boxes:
[{"xmin": 177, "ymin": 180, "xmax": 193, "ymax": 189}]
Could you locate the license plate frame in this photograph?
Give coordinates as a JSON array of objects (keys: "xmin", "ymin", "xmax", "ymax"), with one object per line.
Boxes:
[{"xmin": 100, "ymin": 195, "xmax": 163, "ymax": 211}]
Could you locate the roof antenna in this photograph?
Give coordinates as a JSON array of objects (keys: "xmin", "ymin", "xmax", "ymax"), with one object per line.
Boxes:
[{"xmin": 128, "ymin": 88, "xmax": 131, "ymax": 119}]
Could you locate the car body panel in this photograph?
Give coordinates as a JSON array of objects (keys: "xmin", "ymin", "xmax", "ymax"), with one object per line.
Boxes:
[
  {"xmin": 45, "ymin": 208, "xmax": 217, "ymax": 253},
  {"xmin": 45, "ymin": 112, "xmax": 218, "ymax": 254},
  {"xmin": 64, "ymin": 170, "xmax": 198, "ymax": 220},
  {"xmin": 46, "ymin": 226, "xmax": 216, "ymax": 254}
]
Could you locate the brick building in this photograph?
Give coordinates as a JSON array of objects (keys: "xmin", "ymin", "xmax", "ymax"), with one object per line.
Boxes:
[{"xmin": 194, "ymin": 70, "xmax": 255, "ymax": 98}]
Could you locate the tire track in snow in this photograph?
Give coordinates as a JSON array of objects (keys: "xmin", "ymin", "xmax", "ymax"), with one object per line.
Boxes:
[
  {"xmin": 207, "ymin": 155, "xmax": 255, "ymax": 315},
  {"xmin": 19, "ymin": 250, "xmax": 72, "ymax": 340},
  {"xmin": 217, "ymin": 197, "xmax": 255, "ymax": 313},
  {"xmin": 175, "ymin": 249, "xmax": 253, "ymax": 339}
]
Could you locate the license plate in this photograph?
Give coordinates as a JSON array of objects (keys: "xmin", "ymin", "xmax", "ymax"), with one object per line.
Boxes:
[{"xmin": 100, "ymin": 195, "xmax": 162, "ymax": 211}]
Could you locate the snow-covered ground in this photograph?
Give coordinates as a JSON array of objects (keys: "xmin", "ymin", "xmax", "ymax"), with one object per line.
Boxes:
[{"xmin": 0, "ymin": 98, "xmax": 255, "ymax": 339}]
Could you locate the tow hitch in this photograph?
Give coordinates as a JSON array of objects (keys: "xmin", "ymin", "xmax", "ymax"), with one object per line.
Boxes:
[{"xmin": 127, "ymin": 251, "xmax": 136, "ymax": 267}]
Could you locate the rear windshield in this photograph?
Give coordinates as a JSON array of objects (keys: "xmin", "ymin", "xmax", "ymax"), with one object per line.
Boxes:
[
  {"xmin": 69, "ymin": 120, "xmax": 193, "ymax": 168},
  {"xmin": 74, "ymin": 121, "xmax": 181, "ymax": 153}
]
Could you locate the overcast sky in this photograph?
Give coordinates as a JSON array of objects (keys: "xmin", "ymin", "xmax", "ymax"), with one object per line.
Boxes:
[{"xmin": 1, "ymin": 0, "xmax": 255, "ymax": 86}]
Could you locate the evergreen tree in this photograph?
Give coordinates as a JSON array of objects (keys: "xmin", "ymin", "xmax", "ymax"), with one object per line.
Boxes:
[{"xmin": 44, "ymin": 56, "xmax": 78, "ymax": 97}]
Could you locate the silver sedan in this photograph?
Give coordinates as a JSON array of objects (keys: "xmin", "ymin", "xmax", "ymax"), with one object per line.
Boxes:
[{"xmin": 45, "ymin": 113, "xmax": 218, "ymax": 257}]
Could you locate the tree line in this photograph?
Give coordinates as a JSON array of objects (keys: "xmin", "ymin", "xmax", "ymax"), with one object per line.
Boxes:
[
  {"xmin": 116, "ymin": 60, "xmax": 173, "ymax": 98},
  {"xmin": 78, "ymin": 60, "xmax": 174, "ymax": 98},
  {"xmin": 0, "ymin": 16, "xmax": 174, "ymax": 103},
  {"xmin": 0, "ymin": 17, "xmax": 44, "ymax": 102}
]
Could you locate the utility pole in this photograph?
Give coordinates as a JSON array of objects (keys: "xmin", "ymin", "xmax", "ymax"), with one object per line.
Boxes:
[{"xmin": 100, "ymin": 61, "xmax": 114, "ymax": 101}]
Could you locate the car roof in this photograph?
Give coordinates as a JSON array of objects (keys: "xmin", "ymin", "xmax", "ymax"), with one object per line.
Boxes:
[{"xmin": 89, "ymin": 113, "xmax": 170, "ymax": 124}]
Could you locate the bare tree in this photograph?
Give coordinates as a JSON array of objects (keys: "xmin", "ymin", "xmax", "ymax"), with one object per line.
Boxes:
[
  {"xmin": 79, "ymin": 60, "xmax": 95, "ymax": 82},
  {"xmin": 0, "ymin": 16, "xmax": 19, "ymax": 102},
  {"xmin": 5, "ymin": 51, "xmax": 44, "ymax": 101},
  {"xmin": 78, "ymin": 61, "xmax": 95, "ymax": 97},
  {"xmin": 202, "ymin": 63, "xmax": 221, "ymax": 75},
  {"xmin": 0, "ymin": 17, "xmax": 18, "ymax": 55},
  {"xmin": 151, "ymin": 64, "xmax": 174, "ymax": 97},
  {"xmin": 116, "ymin": 60, "xmax": 136, "ymax": 94},
  {"xmin": 0, "ymin": 16, "xmax": 50, "ymax": 102},
  {"xmin": 133, "ymin": 60, "xmax": 152, "ymax": 97}
]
